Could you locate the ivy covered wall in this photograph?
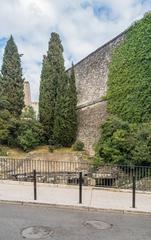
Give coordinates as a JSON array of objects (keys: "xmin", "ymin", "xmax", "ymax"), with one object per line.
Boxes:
[{"xmin": 107, "ymin": 12, "xmax": 151, "ymax": 123}]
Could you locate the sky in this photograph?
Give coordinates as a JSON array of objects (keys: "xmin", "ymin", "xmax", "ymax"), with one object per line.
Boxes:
[{"xmin": 0, "ymin": 0, "xmax": 151, "ymax": 101}]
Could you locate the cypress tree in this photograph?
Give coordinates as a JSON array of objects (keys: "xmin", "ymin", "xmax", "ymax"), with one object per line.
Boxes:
[
  {"xmin": 1, "ymin": 35, "xmax": 24, "ymax": 117},
  {"xmin": 39, "ymin": 32, "xmax": 66, "ymax": 142},
  {"xmin": 53, "ymin": 64, "xmax": 77, "ymax": 146},
  {"xmin": 53, "ymin": 74, "xmax": 71, "ymax": 146},
  {"xmin": 68, "ymin": 64, "xmax": 77, "ymax": 143}
]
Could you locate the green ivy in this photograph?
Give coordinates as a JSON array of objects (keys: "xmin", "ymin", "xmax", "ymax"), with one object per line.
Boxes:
[
  {"xmin": 107, "ymin": 12, "xmax": 151, "ymax": 123},
  {"xmin": 95, "ymin": 13, "xmax": 151, "ymax": 165}
]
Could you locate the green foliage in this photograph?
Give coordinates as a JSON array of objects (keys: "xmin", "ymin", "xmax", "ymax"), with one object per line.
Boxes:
[
  {"xmin": 96, "ymin": 13, "xmax": 151, "ymax": 166},
  {"xmin": 53, "ymin": 73, "xmax": 76, "ymax": 147},
  {"xmin": 39, "ymin": 33, "xmax": 77, "ymax": 146},
  {"xmin": 68, "ymin": 64, "xmax": 77, "ymax": 143},
  {"xmin": 48, "ymin": 145, "xmax": 55, "ymax": 153},
  {"xmin": 95, "ymin": 117, "xmax": 151, "ymax": 166},
  {"xmin": 1, "ymin": 36, "xmax": 24, "ymax": 117},
  {"xmin": 72, "ymin": 140, "xmax": 84, "ymax": 151},
  {"xmin": 0, "ymin": 109, "xmax": 19, "ymax": 146},
  {"xmin": 0, "ymin": 97, "xmax": 10, "ymax": 111},
  {"xmin": 39, "ymin": 32, "xmax": 66, "ymax": 142},
  {"xmin": 21, "ymin": 106, "xmax": 36, "ymax": 119},
  {"xmin": 17, "ymin": 107, "xmax": 43, "ymax": 151},
  {"xmin": 0, "ymin": 146, "xmax": 7, "ymax": 156},
  {"xmin": 107, "ymin": 13, "xmax": 151, "ymax": 123}
]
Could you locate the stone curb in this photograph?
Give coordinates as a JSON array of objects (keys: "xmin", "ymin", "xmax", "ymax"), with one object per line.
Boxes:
[{"xmin": 0, "ymin": 199, "xmax": 151, "ymax": 216}]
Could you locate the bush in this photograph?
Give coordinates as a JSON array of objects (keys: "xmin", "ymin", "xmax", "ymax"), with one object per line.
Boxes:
[
  {"xmin": 17, "ymin": 107, "xmax": 43, "ymax": 152},
  {"xmin": 72, "ymin": 140, "xmax": 84, "ymax": 151},
  {"xmin": 0, "ymin": 146, "xmax": 7, "ymax": 156},
  {"xmin": 95, "ymin": 117, "xmax": 151, "ymax": 166},
  {"xmin": 48, "ymin": 145, "xmax": 55, "ymax": 153},
  {"xmin": 0, "ymin": 109, "xmax": 19, "ymax": 146}
]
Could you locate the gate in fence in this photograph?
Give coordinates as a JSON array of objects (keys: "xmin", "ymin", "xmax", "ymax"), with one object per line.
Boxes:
[{"xmin": 0, "ymin": 157, "xmax": 151, "ymax": 191}]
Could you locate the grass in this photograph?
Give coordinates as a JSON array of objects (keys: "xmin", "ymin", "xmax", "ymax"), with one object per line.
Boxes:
[{"xmin": 0, "ymin": 145, "xmax": 92, "ymax": 162}]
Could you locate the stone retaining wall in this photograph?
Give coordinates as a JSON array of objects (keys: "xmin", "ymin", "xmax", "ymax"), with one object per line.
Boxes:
[{"xmin": 69, "ymin": 31, "xmax": 126, "ymax": 154}]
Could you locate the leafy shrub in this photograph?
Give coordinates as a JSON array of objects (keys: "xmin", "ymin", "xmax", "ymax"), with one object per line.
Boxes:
[
  {"xmin": 48, "ymin": 145, "xmax": 55, "ymax": 153},
  {"xmin": 72, "ymin": 140, "xmax": 84, "ymax": 151},
  {"xmin": 95, "ymin": 117, "xmax": 151, "ymax": 166},
  {"xmin": 17, "ymin": 107, "xmax": 43, "ymax": 152},
  {"xmin": 0, "ymin": 109, "xmax": 19, "ymax": 146},
  {"xmin": 0, "ymin": 146, "xmax": 7, "ymax": 156}
]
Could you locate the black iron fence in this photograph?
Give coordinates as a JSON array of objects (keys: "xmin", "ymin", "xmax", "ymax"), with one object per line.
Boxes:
[
  {"xmin": 0, "ymin": 157, "xmax": 151, "ymax": 191},
  {"xmin": 0, "ymin": 157, "xmax": 89, "ymax": 185}
]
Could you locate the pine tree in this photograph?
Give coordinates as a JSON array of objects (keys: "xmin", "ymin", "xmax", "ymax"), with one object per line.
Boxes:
[
  {"xmin": 39, "ymin": 32, "xmax": 66, "ymax": 142},
  {"xmin": 1, "ymin": 35, "xmax": 24, "ymax": 117}
]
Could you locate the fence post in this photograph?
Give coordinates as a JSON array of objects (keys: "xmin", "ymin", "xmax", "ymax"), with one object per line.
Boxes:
[
  {"xmin": 132, "ymin": 175, "xmax": 136, "ymax": 208},
  {"xmin": 33, "ymin": 169, "xmax": 37, "ymax": 200},
  {"xmin": 79, "ymin": 172, "xmax": 82, "ymax": 204}
]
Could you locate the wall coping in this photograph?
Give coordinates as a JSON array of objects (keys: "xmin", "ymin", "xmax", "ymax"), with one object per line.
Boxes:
[{"xmin": 67, "ymin": 29, "xmax": 127, "ymax": 71}]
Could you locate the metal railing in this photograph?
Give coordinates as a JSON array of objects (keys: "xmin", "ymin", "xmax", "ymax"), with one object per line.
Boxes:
[
  {"xmin": 0, "ymin": 157, "xmax": 151, "ymax": 191},
  {"xmin": 0, "ymin": 157, "xmax": 89, "ymax": 185},
  {"xmin": 90, "ymin": 165, "xmax": 151, "ymax": 191}
]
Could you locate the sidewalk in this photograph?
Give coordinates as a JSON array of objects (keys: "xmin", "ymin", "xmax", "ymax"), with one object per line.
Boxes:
[{"xmin": 0, "ymin": 180, "xmax": 151, "ymax": 214}]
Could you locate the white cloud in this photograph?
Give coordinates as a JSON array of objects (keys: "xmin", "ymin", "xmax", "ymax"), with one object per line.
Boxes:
[{"xmin": 0, "ymin": 0, "xmax": 151, "ymax": 100}]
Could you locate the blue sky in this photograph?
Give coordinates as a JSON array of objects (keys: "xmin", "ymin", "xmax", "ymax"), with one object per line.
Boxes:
[{"xmin": 0, "ymin": 0, "xmax": 151, "ymax": 101}]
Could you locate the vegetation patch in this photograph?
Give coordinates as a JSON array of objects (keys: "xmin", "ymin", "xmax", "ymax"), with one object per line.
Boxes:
[
  {"xmin": 96, "ymin": 13, "xmax": 151, "ymax": 166},
  {"xmin": 107, "ymin": 12, "xmax": 151, "ymax": 123},
  {"xmin": 72, "ymin": 140, "xmax": 84, "ymax": 151}
]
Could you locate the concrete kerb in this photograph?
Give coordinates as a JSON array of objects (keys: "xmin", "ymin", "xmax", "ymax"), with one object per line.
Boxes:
[{"xmin": 0, "ymin": 199, "xmax": 151, "ymax": 216}]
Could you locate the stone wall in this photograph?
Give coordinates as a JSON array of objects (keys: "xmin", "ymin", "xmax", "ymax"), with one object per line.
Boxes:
[
  {"xmin": 70, "ymin": 31, "xmax": 126, "ymax": 154},
  {"xmin": 77, "ymin": 101, "xmax": 107, "ymax": 154}
]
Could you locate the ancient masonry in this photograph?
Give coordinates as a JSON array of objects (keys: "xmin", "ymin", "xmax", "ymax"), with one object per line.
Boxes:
[
  {"xmin": 23, "ymin": 81, "xmax": 31, "ymax": 106},
  {"xmin": 23, "ymin": 81, "xmax": 39, "ymax": 117},
  {"xmin": 69, "ymin": 31, "xmax": 126, "ymax": 154},
  {"xmin": 24, "ymin": 30, "xmax": 126, "ymax": 154}
]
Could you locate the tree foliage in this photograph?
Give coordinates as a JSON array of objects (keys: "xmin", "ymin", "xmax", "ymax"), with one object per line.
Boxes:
[
  {"xmin": 17, "ymin": 107, "xmax": 43, "ymax": 151},
  {"xmin": 39, "ymin": 32, "xmax": 65, "ymax": 142},
  {"xmin": 39, "ymin": 33, "xmax": 77, "ymax": 146},
  {"xmin": 53, "ymin": 64, "xmax": 77, "ymax": 146},
  {"xmin": 95, "ymin": 117, "xmax": 151, "ymax": 166},
  {"xmin": 68, "ymin": 64, "xmax": 77, "ymax": 143},
  {"xmin": 1, "ymin": 36, "xmax": 24, "ymax": 117},
  {"xmin": 0, "ymin": 109, "xmax": 19, "ymax": 146}
]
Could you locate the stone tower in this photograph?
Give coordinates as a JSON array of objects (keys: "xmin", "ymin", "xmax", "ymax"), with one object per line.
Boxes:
[{"xmin": 24, "ymin": 81, "xmax": 31, "ymax": 107}]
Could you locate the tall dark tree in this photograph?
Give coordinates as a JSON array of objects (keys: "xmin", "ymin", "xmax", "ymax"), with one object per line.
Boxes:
[
  {"xmin": 39, "ymin": 32, "xmax": 66, "ymax": 142},
  {"xmin": 68, "ymin": 64, "xmax": 77, "ymax": 143},
  {"xmin": 1, "ymin": 35, "xmax": 24, "ymax": 117},
  {"xmin": 53, "ymin": 64, "xmax": 77, "ymax": 146},
  {"xmin": 53, "ymin": 74, "xmax": 71, "ymax": 146}
]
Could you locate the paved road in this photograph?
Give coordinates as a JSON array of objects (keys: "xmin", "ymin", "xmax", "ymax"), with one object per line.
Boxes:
[{"xmin": 0, "ymin": 203, "xmax": 151, "ymax": 240}]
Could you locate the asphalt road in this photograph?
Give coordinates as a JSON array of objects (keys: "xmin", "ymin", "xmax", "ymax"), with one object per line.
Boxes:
[{"xmin": 0, "ymin": 203, "xmax": 151, "ymax": 240}]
